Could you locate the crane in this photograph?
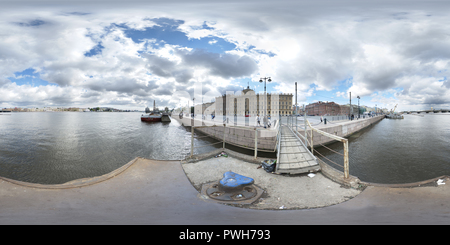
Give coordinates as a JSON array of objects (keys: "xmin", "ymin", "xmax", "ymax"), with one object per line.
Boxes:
[{"xmin": 390, "ymin": 104, "xmax": 398, "ymax": 114}]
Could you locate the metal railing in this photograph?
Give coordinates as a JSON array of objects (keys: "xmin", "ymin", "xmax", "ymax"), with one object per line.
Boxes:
[
  {"xmin": 189, "ymin": 120, "xmax": 281, "ymax": 159},
  {"xmin": 304, "ymin": 119, "xmax": 350, "ymax": 179},
  {"xmin": 190, "ymin": 125, "xmax": 225, "ymax": 157}
]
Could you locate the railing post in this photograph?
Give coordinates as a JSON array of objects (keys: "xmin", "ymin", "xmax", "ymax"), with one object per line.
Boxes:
[
  {"xmin": 190, "ymin": 126, "xmax": 194, "ymax": 157},
  {"xmin": 304, "ymin": 107, "xmax": 307, "ymax": 147},
  {"xmin": 254, "ymin": 128, "xmax": 258, "ymax": 159},
  {"xmin": 310, "ymin": 128, "xmax": 314, "ymax": 155},
  {"xmin": 223, "ymin": 124, "xmax": 226, "ymax": 149},
  {"xmin": 343, "ymin": 139, "xmax": 349, "ymax": 179}
]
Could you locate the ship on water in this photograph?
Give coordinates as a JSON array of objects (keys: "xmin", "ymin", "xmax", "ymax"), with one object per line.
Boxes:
[
  {"xmin": 141, "ymin": 101, "xmax": 171, "ymax": 122},
  {"xmin": 385, "ymin": 104, "xmax": 403, "ymax": 119},
  {"xmin": 141, "ymin": 101, "xmax": 162, "ymax": 122},
  {"xmin": 0, "ymin": 110, "xmax": 12, "ymax": 115}
]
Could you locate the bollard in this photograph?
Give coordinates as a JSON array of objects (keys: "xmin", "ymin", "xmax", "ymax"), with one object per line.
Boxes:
[{"xmin": 324, "ymin": 118, "xmax": 327, "ymax": 124}]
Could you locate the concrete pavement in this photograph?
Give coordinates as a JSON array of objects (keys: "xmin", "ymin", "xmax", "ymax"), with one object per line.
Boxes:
[{"xmin": 1, "ymin": 156, "xmax": 450, "ymax": 225}]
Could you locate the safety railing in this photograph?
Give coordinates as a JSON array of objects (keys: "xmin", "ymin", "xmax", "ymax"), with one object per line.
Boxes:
[
  {"xmin": 190, "ymin": 125, "xmax": 225, "ymax": 157},
  {"xmin": 304, "ymin": 119, "xmax": 350, "ymax": 179},
  {"xmin": 189, "ymin": 120, "xmax": 281, "ymax": 159}
]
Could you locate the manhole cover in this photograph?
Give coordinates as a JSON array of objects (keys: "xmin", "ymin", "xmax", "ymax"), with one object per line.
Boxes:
[{"xmin": 201, "ymin": 181, "xmax": 263, "ymax": 205}]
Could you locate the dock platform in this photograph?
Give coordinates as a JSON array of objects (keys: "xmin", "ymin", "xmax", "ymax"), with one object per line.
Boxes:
[{"xmin": 276, "ymin": 125, "xmax": 320, "ymax": 174}]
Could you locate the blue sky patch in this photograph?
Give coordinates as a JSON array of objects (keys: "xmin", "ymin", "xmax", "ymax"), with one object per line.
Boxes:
[
  {"xmin": 84, "ymin": 42, "xmax": 104, "ymax": 57},
  {"xmin": 8, "ymin": 68, "xmax": 50, "ymax": 86},
  {"xmin": 119, "ymin": 18, "xmax": 236, "ymax": 53}
]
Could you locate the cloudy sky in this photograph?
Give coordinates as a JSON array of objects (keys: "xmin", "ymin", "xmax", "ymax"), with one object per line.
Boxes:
[{"xmin": 1, "ymin": 0, "xmax": 449, "ymax": 111}]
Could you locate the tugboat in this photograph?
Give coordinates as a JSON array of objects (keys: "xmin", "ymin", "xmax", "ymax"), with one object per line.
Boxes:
[{"xmin": 141, "ymin": 101, "xmax": 162, "ymax": 122}]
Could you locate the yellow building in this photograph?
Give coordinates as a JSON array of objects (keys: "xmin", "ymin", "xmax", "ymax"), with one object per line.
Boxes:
[{"xmin": 214, "ymin": 86, "xmax": 293, "ymax": 117}]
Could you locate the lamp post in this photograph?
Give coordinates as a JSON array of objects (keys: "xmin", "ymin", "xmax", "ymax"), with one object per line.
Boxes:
[
  {"xmin": 357, "ymin": 96, "xmax": 360, "ymax": 119},
  {"xmin": 259, "ymin": 77, "xmax": 271, "ymax": 128},
  {"xmin": 192, "ymin": 97, "xmax": 195, "ymax": 118}
]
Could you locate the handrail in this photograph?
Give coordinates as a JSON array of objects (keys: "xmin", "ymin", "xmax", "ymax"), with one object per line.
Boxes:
[
  {"xmin": 305, "ymin": 119, "xmax": 350, "ymax": 179},
  {"xmin": 286, "ymin": 125, "xmax": 316, "ymax": 161},
  {"xmin": 276, "ymin": 122, "xmax": 281, "ymax": 172}
]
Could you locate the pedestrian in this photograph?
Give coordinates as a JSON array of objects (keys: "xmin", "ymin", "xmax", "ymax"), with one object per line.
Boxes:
[
  {"xmin": 320, "ymin": 116, "xmax": 323, "ymax": 123},
  {"xmin": 256, "ymin": 114, "xmax": 261, "ymax": 127}
]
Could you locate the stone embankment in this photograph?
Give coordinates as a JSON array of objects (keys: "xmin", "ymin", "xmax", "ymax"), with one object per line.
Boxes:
[
  {"xmin": 298, "ymin": 115, "xmax": 384, "ymax": 147},
  {"xmin": 173, "ymin": 115, "xmax": 278, "ymax": 151},
  {"xmin": 173, "ymin": 115, "xmax": 384, "ymax": 151}
]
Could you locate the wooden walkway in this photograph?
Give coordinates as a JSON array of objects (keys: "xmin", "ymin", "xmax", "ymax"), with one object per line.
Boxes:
[{"xmin": 276, "ymin": 125, "xmax": 320, "ymax": 174}]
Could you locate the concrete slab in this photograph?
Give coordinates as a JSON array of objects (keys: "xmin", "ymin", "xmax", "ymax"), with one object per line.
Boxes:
[{"xmin": 2, "ymin": 156, "xmax": 450, "ymax": 225}]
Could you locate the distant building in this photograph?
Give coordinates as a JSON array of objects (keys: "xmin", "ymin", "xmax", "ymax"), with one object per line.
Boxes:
[
  {"xmin": 214, "ymin": 86, "xmax": 293, "ymax": 117},
  {"xmin": 303, "ymin": 101, "xmax": 343, "ymax": 116}
]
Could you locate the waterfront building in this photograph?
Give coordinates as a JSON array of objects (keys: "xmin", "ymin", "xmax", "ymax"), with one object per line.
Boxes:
[
  {"xmin": 304, "ymin": 101, "xmax": 342, "ymax": 116},
  {"xmin": 194, "ymin": 102, "xmax": 214, "ymax": 116},
  {"xmin": 214, "ymin": 86, "xmax": 293, "ymax": 117},
  {"xmin": 298, "ymin": 101, "xmax": 368, "ymax": 116}
]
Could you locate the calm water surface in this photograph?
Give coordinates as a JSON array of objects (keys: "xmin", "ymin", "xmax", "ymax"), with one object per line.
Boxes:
[
  {"xmin": 1, "ymin": 112, "xmax": 449, "ymax": 184},
  {"xmin": 315, "ymin": 113, "xmax": 450, "ymax": 184},
  {"xmin": 0, "ymin": 112, "xmax": 219, "ymax": 184}
]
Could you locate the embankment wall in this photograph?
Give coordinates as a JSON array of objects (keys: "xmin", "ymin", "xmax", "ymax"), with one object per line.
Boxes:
[
  {"xmin": 173, "ymin": 115, "xmax": 384, "ymax": 151},
  {"xmin": 296, "ymin": 115, "xmax": 384, "ymax": 147}
]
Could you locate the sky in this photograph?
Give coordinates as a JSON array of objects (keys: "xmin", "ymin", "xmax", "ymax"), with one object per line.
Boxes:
[{"xmin": 1, "ymin": 0, "xmax": 450, "ymax": 112}]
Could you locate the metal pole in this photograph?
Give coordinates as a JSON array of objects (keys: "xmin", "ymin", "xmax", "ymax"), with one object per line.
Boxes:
[
  {"xmin": 349, "ymin": 92, "xmax": 351, "ymax": 120},
  {"xmin": 254, "ymin": 128, "xmax": 258, "ymax": 159},
  {"xmin": 303, "ymin": 104, "xmax": 307, "ymax": 147},
  {"xmin": 295, "ymin": 82, "xmax": 298, "ymax": 134},
  {"xmin": 259, "ymin": 77, "xmax": 271, "ymax": 128},
  {"xmin": 223, "ymin": 124, "xmax": 226, "ymax": 149},
  {"xmin": 343, "ymin": 139, "xmax": 349, "ymax": 179},
  {"xmin": 190, "ymin": 126, "xmax": 194, "ymax": 157}
]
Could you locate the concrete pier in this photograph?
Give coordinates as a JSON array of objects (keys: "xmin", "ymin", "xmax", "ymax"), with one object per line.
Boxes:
[{"xmin": 174, "ymin": 114, "xmax": 384, "ymax": 151}]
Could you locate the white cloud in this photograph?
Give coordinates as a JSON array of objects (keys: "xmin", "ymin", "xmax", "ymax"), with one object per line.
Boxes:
[{"xmin": 1, "ymin": 1, "xmax": 450, "ymax": 111}]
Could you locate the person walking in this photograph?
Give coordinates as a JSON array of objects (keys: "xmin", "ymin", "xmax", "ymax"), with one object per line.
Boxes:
[{"xmin": 256, "ymin": 114, "xmax": 261, "ymax": 127}]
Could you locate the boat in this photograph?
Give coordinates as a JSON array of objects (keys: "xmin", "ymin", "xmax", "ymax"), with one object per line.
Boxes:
[
  {"xmin": 385, "ymin": 104, "xmax": 403, "ymax": 119},
  {"xmin": 141, "ymin": 101, "xmax": 163, "ymax": 122},
  {"xmin": 0, "ymin": 110, "xmax": 12, "ymax": 115},
  {"xmin": 385, "ymin": 113, "xmax": 404, "ymax": 119},
  {"xmin": 141, "ymin": 112, "xmax": 162, "ymax": 122},
  {"xmin": 161, "ymin": 112, "xmax": 171, "ymax": 122}
]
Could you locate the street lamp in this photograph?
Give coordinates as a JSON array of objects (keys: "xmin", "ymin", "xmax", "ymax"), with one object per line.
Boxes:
[
  {"xmin": 192, "ymin": 97, "xmax": 195, "ymax": 118},
  {"xmin": 259, "ymin": 77, "xmax": 272, "ymax": 128},
  {"xmin": 357, "ymin": 96, "xmax": 360, "ymax": 119}
]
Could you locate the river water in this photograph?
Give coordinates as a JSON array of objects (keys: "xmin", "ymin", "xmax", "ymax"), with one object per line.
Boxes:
[
  {"xmin": 0, "ymin": 112, "xmax": 449, "ymax": 184},
  {"xmin": 315, "ymin": 113, "xmax": 450, "ymax": 184},
  {"xmin": 0, "ymin": 112, "xmax": 219, "ymax": 184}
]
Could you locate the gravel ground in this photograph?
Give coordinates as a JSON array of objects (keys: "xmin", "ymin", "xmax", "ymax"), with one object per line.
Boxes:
[{"xmin": 181, "ymin": 155, "xmax": 363, "ymax": 210}]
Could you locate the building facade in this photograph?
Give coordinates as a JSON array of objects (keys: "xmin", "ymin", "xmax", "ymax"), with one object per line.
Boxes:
[
  {"xmin": 300, "ymin": 101, "xmax": 371, "ymax": 116},
  {"xmin": 214, "ymin": 86, "xmax": 293, "ymax": 117}
]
